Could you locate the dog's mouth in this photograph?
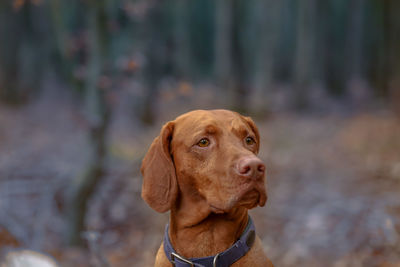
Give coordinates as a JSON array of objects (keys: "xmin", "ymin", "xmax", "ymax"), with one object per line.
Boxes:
[
  {"xmin": 237, "ymin": 189, "xmax": 262, "ymax": 209},
  {"xmin": 208, "ymin": 183, "xmax": 267, "ymax": 214},
  {"xmin": 209, "ymin": 204, "xmax": 227, "ymax": 214}
]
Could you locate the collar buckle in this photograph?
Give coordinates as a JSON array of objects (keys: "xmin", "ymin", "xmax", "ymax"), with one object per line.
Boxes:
[
  {"xmin": 212, "ymin": 252, "xmax": 221, "ymax": 267},
  {"xmin": 171, "ymin": 252, "xmax": 195, "ymax": 267}
]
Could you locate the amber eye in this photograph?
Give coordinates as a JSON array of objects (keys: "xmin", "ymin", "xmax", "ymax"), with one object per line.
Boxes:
[
  {"xmin": 245, "ymin": 137, "xmax": 256, "ymax": 145},
  {"xmin": 197, "ymin": 138, "xmax": 210, "ymax": 147}
]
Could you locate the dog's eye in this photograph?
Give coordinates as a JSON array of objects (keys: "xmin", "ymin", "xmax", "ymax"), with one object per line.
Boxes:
[
  {"xmin": 197, "ymin": 138, "xmax": 210, "ymax": 147},
  {"xmin": 245, "ymin": 137, "xmax": 256, "ymax": 145}
]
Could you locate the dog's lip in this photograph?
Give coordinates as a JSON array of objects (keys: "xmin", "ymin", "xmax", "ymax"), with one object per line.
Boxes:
[
  {"xmin": 237, "ymin": 188, "xmax": 260, "ymax": 207},
  {"xmin": 236, "ymin": 182, "xmax": 267, "ymax": 207},
  {"xmin": 209, "ymin": 204, "xmax": 227, "ymax": 214},
  {"xmin": 208, "ymin": 183, "xmax": 266, "ymax": 214}
]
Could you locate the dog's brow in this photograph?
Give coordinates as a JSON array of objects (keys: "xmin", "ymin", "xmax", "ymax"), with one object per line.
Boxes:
[
  {"xmin": 230, "ymin": 120, "xmax": 248, "ymax": 138},
  {"xmin": 203, "ymin": 124, "xmax": 219, "ymax": 134},
  {"xmin": 189, "ymin": 124, "xmax": 220, "ymax": 143}
]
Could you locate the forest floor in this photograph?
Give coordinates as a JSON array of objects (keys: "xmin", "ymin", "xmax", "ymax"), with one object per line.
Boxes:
[{"xmin": 0, "ymin": 85, "xmax": 400, "ymax": 267}]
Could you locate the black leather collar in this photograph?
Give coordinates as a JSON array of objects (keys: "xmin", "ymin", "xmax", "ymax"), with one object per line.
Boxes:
[{"xmin": 163, "ymin": 216, "xmax": 256, "ymax": 267}]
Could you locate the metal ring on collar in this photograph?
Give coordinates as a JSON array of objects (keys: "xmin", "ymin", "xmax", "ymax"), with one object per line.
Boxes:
[
  {"xmin": 213, "ymin": 252, "xmax": 221, "ymax": 267},
  {"xmin": 171, "ymin": 252, "xmax": 194, "ymax": 267}
]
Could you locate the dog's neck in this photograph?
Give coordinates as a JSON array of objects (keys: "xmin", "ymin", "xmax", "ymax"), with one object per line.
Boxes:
[{"xmin": 169, "ymin": 194, "xmax": 249, "ymax": 259}]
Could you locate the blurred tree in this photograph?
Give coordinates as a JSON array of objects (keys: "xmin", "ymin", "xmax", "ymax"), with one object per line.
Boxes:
[
  {"xmin": 138, "ymin": 0, "xmax": 165, "ymax": 125},
  {"xmin": 0, "ymin": 2, "xmax": 20, "ymax": 103},
  {"xmin": 345, "ymin": 0, "xmax": 369, "ymax": 109},
  {"xmin": 292, "ymin": 0, "xmax": 317, "ymax": 109},
  {"xmin": 214, "ymin": 0, "xmax": 233, "ymax": 91},
  {"xmin": 231, "ymin": 0, "xmax": 250, "ymax": 113},
  {"xmin": 65, "ymin": 0, "xmax": 111, "ymax": 247},
  {"xmin": 1, "ymin": 0, "xmax": 400, "ymax": 113},
  {"xmin": 346, "ymin": 0, "xmax": 365, "ymax": 86},
  {"xmin": 173, "ymin": 0, "xmax": 192, "ymax": 81},
  {"xmin": 250, "ymin": 0, "xmax": 280, "ymax": 114},
  {"xmin": 274, "ymin": 0, "xmax": 296, "ymax": 83},
  {"xmin": 384, "ymin": 0, "xmax": 400, "ymax": 116},
  {"xmin": 0, "ymin": 1, "xmax": 48, "ymax": 104},
  {"xmin": 367, "ymin": 0, "xmax": 387, "ymax": 100},
  {"xmin": 320, "ymin": 0, "xmax": 347, "ymax": 96},
  {"xmin": 49, "ymin": 0, "xmax": 84, "ymax": 89},
  {"xmin": 189, "ymin": 0, "xmax": 215, "ymax": 78}
]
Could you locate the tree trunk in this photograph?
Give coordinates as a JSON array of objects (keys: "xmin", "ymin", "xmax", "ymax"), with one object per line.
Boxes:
[
  {"xmin": 346, "ymin": 0, "xmax": 368, "ymax": 108},
  {"xmin": 0, "ymin": 3, "xmax": 21, "ymax": 104},
  {"xmin": 385, "ymin": 0, "xmax": 400, "ymax": 117},
  {"xmin": 347, "ymin": 0, "xmax": 365, "ymax": 82},
  {"xmin": 65, "ymin": 0, "xmax": 111, "ymax": 247},
  {"xmin": 250, "ymin": 0, "xmax": 280, "ymax": 115},
  {"xmin": 214, "ymin": 0, "xmax": 233, "ymax": 92},
  {"xmin": 138, "ymin": 0, "xmax": 164, "ymax": 125},
  {"xmin": 174, "ymin": 0, "xmax": 191, "ymax": 81},
  {"xmin": 292, "ymin": 0, "xmax": 317, "ymax": 110},
  {"xmin": 49, "ymin": 0, "xmax": 78, "ymax": 86},
  {"xmin": 231, "ymin": 0, "xmax": 249, "ymax": 113},
  {"xmin": 0, "ymin": 2, "xmax": 46, "ymax": 104}
]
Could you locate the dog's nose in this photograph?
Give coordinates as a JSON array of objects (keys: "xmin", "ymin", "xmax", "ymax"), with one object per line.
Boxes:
[{"xmin": 237, "ymin": 157, "xmax": 265, "ymax": 179}]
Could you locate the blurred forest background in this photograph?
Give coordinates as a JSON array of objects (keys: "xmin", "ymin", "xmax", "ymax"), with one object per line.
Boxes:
[{"xmin": 0, "ymin": 0, "xmax": 400, "ymax": 266}]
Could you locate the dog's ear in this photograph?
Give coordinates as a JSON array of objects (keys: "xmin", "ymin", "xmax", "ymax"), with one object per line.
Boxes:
[
  {"xmin": 243, "ymin": 116, "xmax": 260, "ymax": 154},
  {"xmin": 141, "ymin": 121, "xmax": 177, "ymax": 213}
]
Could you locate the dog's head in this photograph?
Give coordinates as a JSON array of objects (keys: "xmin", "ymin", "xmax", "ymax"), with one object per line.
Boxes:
[{"xmin": 141, "ymin": 109, "xmax": 267, "ymax": 214}]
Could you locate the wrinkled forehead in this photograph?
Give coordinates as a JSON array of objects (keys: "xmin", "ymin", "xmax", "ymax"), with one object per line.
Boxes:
[{"xmin": 172, "ymin": 110, "xmax": 251, "ymax": 140}]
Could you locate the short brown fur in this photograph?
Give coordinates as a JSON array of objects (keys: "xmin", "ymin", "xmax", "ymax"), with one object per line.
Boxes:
[{"xmin": 141, "ymin": 109, "xmax": 273, "ymax": 267}]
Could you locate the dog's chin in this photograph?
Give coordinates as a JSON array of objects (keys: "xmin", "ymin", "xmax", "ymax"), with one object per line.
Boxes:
[
  {"xmin": 236, "ymin": 189, "xmax": 262, "ymax": 209},
  {"xmin": 236, "ymin": 183, "xmax": 267, "ymax": 208},
  {"xmin": 208, "ymin": 187, "xmax": 266, "ymax": 214}
]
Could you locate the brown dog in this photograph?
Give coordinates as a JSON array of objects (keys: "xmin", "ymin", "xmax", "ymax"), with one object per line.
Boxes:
[{"xmin": 141, "ymin": 109, "xmax": 273, "ymax": 267}]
